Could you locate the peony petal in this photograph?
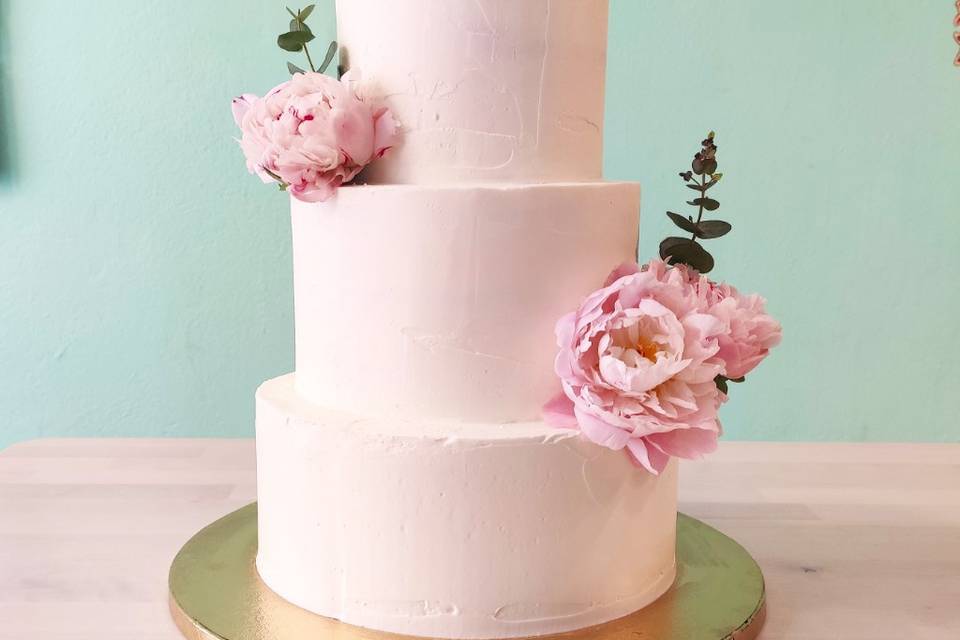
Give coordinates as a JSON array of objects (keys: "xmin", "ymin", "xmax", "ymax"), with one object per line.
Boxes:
[
  {"xmin": 646, "ymin": 424, "xmax": 719, "ymax": 460},
  {"xmin": 289, "ymin": 180, "xmax": 335, "ymax": 203},
  {"xmin": 625, "ymin": 439, "xmax": 655, "ymax": 473},
  {"xmin": 372, "ymin": 108, "xmax": 400, "ymax": 158},
  {"xmin": 554, "ymin": 348, "xmax": 588, "ymax": 384},
  {"xmin": 330, "ymin": 106, "xmax": 375, "ymax": 166},
  {"xmin": 626, "ymin": 437, "xmax": 671, "ymax": 475},
  {"xmin": 231, "ymin": 94, "xmax": 258, "ymax": 127},
  {"xmin": 574, "ymin": 405, "xmax": 632, "ymax": 450},
  {"xmin": 603, "ymin": 262, "xmax": 641, "ymax": 287},
  {"xmin": 542, "ymin": 392, "xmax": 578, "ymax": 429},
  {"xmin": 554, "ymin": 311, "xmax": 577, "ymax": 348}
]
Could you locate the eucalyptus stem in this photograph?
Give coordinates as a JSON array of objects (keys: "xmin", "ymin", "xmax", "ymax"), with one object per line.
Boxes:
[
  {"xmin": 296, "ymin": 22, "xmax": 316, "ymax": 71},
  {"xmin": 302, "ymin": 44, "xmax": 316, "ymax": 72},
  {"xmin": 690, "ymin": 173, "xmax": 707, "ymax": 242},
  {"xmin": 280, "ymin": 6, "xmax": 318, "ymax": 73},
  {"xmin": 658, "ymin": 132, "xmax": 727, "ymax": 275}
]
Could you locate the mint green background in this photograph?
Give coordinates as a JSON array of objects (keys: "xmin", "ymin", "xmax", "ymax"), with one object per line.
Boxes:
[{"xmin": 1, "ymin": 1, "xmax": 958, "ymax": 449}]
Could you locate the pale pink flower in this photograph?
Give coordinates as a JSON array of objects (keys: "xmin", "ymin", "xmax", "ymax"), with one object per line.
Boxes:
[
  {"xmin": 545, "ymin": 260, "xmax": 781, "ymax": 474},
  {"xmin": 695, "ymin": 279, "xmax": 782, "ymax": 380},
  {"xmin": 545, "ymin": 260, "xmax": 728, "ymax": 474},
  {"xmin": 231, "ymin": 71, "xmax": 398, "ymax": 202}
]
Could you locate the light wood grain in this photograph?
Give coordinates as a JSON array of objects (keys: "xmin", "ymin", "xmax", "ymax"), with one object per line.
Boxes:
[{"xmin": 0, "ymin": 439, "xmax": 957, "ymax": 639}]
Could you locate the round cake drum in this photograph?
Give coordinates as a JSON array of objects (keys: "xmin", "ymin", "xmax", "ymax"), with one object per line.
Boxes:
[{"xmin": 169, "ymin": 504, "xmax": 764, "ymax": 640}]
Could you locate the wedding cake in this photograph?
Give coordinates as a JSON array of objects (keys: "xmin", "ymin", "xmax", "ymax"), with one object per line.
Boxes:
[{"xmin": 253, "ymin": 1, "xmax": 677, "ymax": 637}]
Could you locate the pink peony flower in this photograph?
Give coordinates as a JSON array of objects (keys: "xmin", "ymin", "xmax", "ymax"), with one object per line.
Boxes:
[
  {"xmin": 695, "ymin": 279, "xmax": 782, "ymax": 380},
  {"xmin": 231, "ymin": 71, "xmax": 398, "ymax": 202},
  {"xmin": 544, "ymin": 260, "xmax": 780, "ymax": 474}
]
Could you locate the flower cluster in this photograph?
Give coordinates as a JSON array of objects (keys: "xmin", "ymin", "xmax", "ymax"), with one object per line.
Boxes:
[
  {"xmin": 232, "ymin": 71, "xmax": 398, "ymax": 202},
  {"xmin": 544, "ymin": 260, "xmax": 781, "ymax": 475}
]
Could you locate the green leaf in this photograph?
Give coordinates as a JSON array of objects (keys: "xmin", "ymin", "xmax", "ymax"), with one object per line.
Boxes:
[
  {"xmin": 277, "ymin": 29, "xmax": 314, "ymax": 51},
  {"xmin": 696, "ymin": 220, "xmax": 732, "ymax": 239},
  {"xmin": 288, "ymin": 20, "xmax": 313, "ymax": 38},
  {"xmin": 729, "ymin": 376, "xmax": 745, "ymax": 383},
  {"xmin": 317, "ymin": 40, "xmax": 338, "ymax": 74},
  {"xmin": 298, "ymin": 4, "xmax": 316, "ymax": 22},
  {"xmin": 287, "ymin": 61, "xmax": 306, "ymax": 75},
  {"xmin": 659, "ymin": 236, "xmax": 690, "ymax": 260},
  {"xmin": 688, "ymin": 197, "xmax": 720, "ymax": 211},
  {"xmin": 687, "ymin": 178, "xmax": 720, "ymax": 192},
  {"xmin": 666, "ymin": 211, "xmax": 698, "ymax": 234},
  {"xmin": 693, "ymin": 157, "xmax": 720, "ymax": 175},
  {"xmin": 714, "ymin": 375, "xmax": 729, "ymax": 394},
  {"xmin": 662, "ymin": 238, "xmax": 714, "ymax": 273},
  {"xmin": 277, "ymin": 34, "xmax": 303, "ymax": 51}
]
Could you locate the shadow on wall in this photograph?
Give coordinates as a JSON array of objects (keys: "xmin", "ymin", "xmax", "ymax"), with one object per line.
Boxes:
[{"xmin": 0, "ymin": 0, "xmax": 14, "ymax": 186}]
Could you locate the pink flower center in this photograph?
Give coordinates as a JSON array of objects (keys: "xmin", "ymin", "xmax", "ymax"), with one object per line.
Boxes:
[
  {"xmin": 634, "ymin": 338, "xmax": 660, "ymax": 363},
  {"xmin": 607, "ymin": 321, "xmax": 668, "ymax": 366}
]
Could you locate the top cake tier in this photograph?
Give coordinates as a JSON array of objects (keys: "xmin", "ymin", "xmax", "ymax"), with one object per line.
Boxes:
[{"xmin": 335, "ymin": 0, "xmax": 609, "ymax": 184}]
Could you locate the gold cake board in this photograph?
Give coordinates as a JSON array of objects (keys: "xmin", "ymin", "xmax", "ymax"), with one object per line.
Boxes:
[{"xmin": 169, "ymin": 503, "xmax": 765, "ymax": 640}]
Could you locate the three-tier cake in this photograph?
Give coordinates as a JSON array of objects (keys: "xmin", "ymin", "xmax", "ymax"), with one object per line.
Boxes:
[{"xmin": 254, "ymin": 1, "xmax": 678, "ymax": 637}]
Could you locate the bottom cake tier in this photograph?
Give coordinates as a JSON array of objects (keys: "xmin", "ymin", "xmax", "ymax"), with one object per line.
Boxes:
[{"xmin": 255, "ymin": 374, "xmax": 678, "ymax": 639}]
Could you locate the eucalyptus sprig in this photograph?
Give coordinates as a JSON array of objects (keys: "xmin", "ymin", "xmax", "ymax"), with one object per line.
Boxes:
[
  {"xmin": 278, "ymin": 5, "xmax": 338, "ymax": 76},
  {"xmin": 658, "ymin": 132, "xmax": 730, "ymax": 274}
]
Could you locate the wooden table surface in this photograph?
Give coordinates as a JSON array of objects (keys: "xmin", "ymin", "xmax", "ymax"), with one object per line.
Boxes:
[{"xmin": 0, "ymin": 439, "xmax": 957, "ymax": 639}]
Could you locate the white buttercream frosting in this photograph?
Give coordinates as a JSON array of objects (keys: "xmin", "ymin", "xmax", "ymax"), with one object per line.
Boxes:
[
  {"xmin": 291, "ymin": 182, "xmax": 640, "ymax": 423},
  {"xmin": 256, "ymin": 374, "xmax": 678, "ymax": 639},
  {"xmin": 335, "ymin": 0, "xmax": 609, "ymax": 184}
]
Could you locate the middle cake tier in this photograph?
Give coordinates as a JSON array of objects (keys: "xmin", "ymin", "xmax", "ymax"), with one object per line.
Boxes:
[{"xmin": 291, "ymin": 182, "xmax": 641, "ymax": 422}]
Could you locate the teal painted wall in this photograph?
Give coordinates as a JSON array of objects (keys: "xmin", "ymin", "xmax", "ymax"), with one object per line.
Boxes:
[{"xmin": 1, "ymin": 1, "xmax": 957, "ymax": 448}]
